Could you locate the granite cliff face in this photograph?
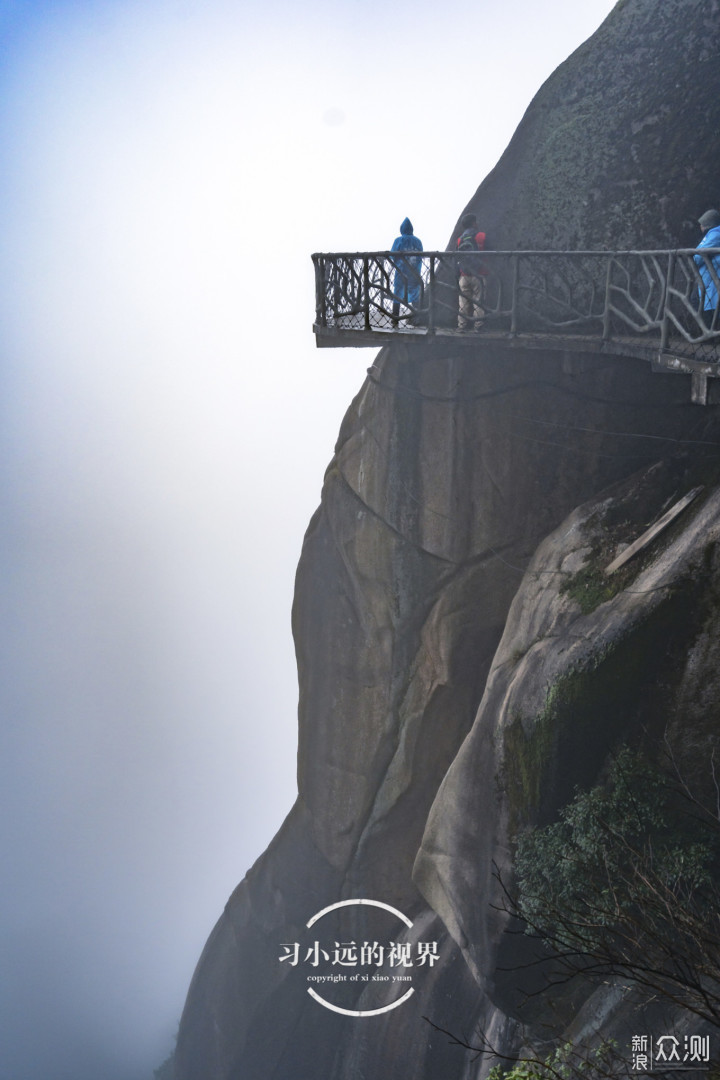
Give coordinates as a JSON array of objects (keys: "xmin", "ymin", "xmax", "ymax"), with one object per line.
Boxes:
[
  {"xmin": 457, "ymin": 0, "xmax": 720, "ymax": 250},
  {"xmin": 174, "ymin": 2, "xmax": 720, "ymax": 1077}
]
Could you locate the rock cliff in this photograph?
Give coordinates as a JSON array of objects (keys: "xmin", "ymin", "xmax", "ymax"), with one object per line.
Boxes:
[{"xmin": 174, "ymin": 1, "xmax": 720, "ymax": 1077}]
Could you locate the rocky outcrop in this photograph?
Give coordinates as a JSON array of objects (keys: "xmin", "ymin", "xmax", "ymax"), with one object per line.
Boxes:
[
  {"xmin": 416, "ymin": 454, "xmax": 720, "ymax": 993},
  {"xmin": 174, "ymin": 1, "xmax": 720, "ymax": 1077}
]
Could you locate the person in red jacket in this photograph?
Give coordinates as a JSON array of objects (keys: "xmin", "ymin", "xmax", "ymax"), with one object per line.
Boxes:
[{"xmin": 456, "ymin": 213, "xmax": 487, "ymax": 330}]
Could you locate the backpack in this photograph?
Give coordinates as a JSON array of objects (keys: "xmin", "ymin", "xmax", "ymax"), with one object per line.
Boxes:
[{"xmin": 457, "ymin": 229, "xmax": 479, "ymax": 252}]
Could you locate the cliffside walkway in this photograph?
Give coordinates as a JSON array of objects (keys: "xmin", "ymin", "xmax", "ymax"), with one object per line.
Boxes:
[{"xmin": 312, "ymin": 249, "xmax": 720, "ymax": 404}]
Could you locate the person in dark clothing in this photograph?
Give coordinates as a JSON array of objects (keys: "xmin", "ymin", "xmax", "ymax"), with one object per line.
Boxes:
[
  {"xmin": 391, "ymin": 217, "xmax": 423, "ymax": 323},
  {"xmin": 456, "ymin": 212, "xmax": 487, "ymax": 330}
]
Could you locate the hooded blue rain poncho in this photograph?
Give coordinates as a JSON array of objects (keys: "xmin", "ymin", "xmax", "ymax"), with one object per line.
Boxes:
[
  {"xmin": 391, "ymin": 218, "xmax": 423, "ymax": 308},
  {"xmin": 694, "ymin": 223, "xmax": 720, "ymax": 312}
]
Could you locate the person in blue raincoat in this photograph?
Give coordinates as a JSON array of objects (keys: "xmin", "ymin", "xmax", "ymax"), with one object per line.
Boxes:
[
  {"xmin": 391, "ymin": 218, "xmax": 423, "ymax": 323},
  {"xmin": 694, "ymin": 209, "xmax": 720, "ymax": 329}
]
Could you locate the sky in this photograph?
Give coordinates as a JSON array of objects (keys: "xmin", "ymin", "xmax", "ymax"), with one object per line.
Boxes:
[{"xmin": 0, "ymin": 1, "xmax": 618, "ymax": 1078}]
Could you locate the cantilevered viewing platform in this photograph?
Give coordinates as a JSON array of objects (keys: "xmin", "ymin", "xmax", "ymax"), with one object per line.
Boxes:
[{"xmin": 312, "ymin": 249, "xmax": 720, "ymax": 404}]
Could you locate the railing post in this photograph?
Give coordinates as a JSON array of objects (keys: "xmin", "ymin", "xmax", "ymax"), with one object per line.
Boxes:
[
  {"xmin": 602, "ymin": 254, "xmax": 613, "ymax": 340},
  {"xmin": 333, "ymin": 258, "xmax": 342, "ymax": 325},
  {"xmin": 660, "ymin": 250, "xmax": 675, "ymax": 351},
  {"xmin": 427, "ymin": 255, "xmax": 436, "ymax": 334},
  {"xmin": 363, "ymin": 256, "xmax": 371, "ymax": 331},
  {"xmin": 510, "ymin": 254, "xmax": 519, "ymax": 334},
  {"xmin": 314, "ymin": 256, "xmax": 327, "ymax": 328}
]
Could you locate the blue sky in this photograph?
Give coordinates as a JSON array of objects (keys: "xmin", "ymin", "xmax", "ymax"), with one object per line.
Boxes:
[{"xmin": 0, "ymin": 2, "xmax": 617, "ymax": 1078}]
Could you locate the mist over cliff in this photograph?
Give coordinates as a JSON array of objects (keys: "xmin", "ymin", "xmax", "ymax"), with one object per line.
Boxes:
[{"xmin": 174, "ymin": 1, "xmax": 720, "ymax": 1076}]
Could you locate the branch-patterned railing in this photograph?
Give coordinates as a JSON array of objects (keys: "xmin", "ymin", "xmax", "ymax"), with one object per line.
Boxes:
[{"xmin": 312, "ymin": 249, "xmax": 720, "ymax": 361}]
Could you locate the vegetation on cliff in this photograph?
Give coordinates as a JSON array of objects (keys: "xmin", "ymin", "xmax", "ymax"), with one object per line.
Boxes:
[{"xmin": 514, "ymin": 747, "xmax": 720, "ymax": 1028}]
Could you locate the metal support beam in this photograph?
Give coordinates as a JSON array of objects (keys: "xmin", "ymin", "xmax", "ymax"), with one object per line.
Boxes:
[{"xmin": 691, "ymin": 371, "xmax": 708, "ymax": 405}]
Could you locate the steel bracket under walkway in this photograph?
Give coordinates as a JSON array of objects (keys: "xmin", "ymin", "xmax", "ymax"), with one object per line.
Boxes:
[{"xmin": 653, "ymin": 351, "xmax": 720, "ymax": 405}]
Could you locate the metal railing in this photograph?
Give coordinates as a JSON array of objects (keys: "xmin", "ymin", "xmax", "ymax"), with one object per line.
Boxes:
[{"xmin": 312, "ymin": 249, "xmax": 720, "ymax": 362}]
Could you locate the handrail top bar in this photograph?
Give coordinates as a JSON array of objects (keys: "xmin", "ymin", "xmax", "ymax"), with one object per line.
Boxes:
[{"xmin": 312, "ymin": 248, "xmax": 720, "ymax": 259}]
